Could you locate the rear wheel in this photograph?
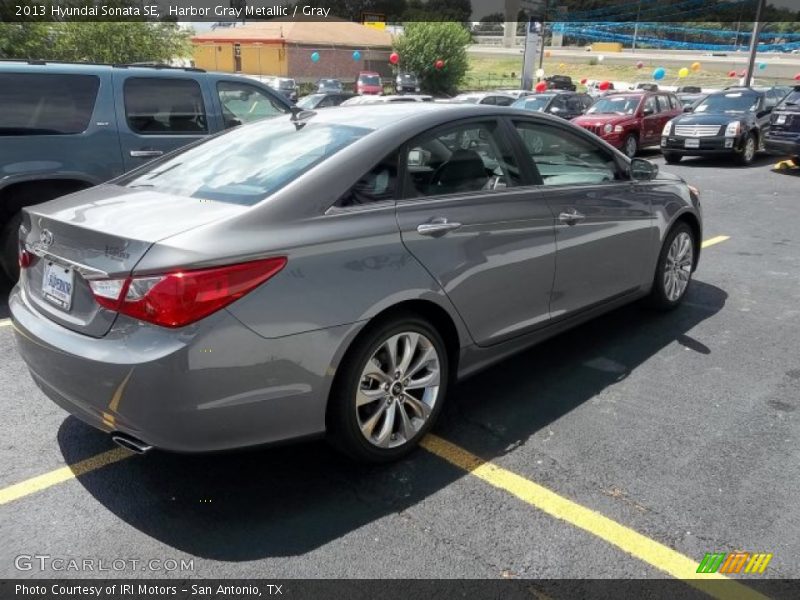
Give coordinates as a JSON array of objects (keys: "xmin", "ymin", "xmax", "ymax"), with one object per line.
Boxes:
[
  {"xmin": 663, "ymin": 152, "xmax": 682, "ymax": 164},
  {"xmin": 0, "ymin": 212, "xmax": 22, "ymax": 281},
  {"xmin": 648, "ymin": 222, "xmax": 695, "ymax": 310},
  {"xmin": 623, "ymin": 134, "xmax": 639, "ymax": 158},
  {"xmin": 327, "ymin": 313, "xmax": 448, "ymax": 462}
]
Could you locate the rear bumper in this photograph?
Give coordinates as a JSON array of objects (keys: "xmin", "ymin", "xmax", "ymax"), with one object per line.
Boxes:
[
  {"xmin": 764, "ymin": 136, "xmax": 800, "ymax": 156},
  {"xmin": 10, "ymin": 284, "xmax": 362, "ymax": 453}
]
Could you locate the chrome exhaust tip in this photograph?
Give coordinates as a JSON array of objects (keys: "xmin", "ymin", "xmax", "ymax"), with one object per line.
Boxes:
[{"xmin": 111, "ymin": 433, "xmax": 153, "ymax": 454}]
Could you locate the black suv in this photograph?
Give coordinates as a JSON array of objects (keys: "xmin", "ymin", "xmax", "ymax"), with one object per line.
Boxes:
[
  {"xmin": 764, "ymin": 85, "xmax": 800, "ymax": 162},
  {"xmin": 660, "ymin": 86, "xmax": 786, "ymax": 165},
  {"xmin": 0, "ymin": 60, "xmax": 292, "ymax": 279},
  {"xmin": 544, "ymin": 75, "xmax": 576, "ymax": 91},
  {"xmin": 395, "ymin": 73, "xmax": 420, "ymax": 94},
  {"xmin": 511, "ymin": 90, "xmax": 592, "ymax": 120}
]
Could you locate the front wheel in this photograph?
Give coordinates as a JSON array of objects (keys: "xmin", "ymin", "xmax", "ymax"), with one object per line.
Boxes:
[
  {"xmin": 737, "ymin": 133, "xmax": 756, "ymax": 165},
  {"xmin": 327, "ymin": 314, "xmax": 449, "ymax": 462},
  {"xmin": 623, "ymin": 134, "xmax": 639, "ymax": 158},
  {"xmin": 648, "ymin": 222, "xmax": 695, "ymax": 310}
]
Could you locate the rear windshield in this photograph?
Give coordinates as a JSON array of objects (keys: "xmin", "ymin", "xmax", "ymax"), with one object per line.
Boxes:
[
  {"xmin": 119, "ymin": 119, "xmax": 372, "ymax": 206},
  {"xmin": 0, "ymin": 73, "xmax": 99, "ymax": 135}
]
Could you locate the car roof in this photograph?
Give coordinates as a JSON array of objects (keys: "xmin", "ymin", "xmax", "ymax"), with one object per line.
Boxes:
[{"xmin": 0, "ymin": 59, "xmax": 205, "ymax": 76}]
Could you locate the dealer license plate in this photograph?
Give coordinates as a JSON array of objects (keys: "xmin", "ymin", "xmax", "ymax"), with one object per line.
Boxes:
[
  {"xmin": 684, "ymin": 138, "xmax": 700, "ymax": 149},
  {"xmin": 42, "ymin": 262, "xmax": 74, "ymax": 311}
]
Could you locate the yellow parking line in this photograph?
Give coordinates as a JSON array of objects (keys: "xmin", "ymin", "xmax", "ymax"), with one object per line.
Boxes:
[
  {"xmin": 421, "ymin": 435, "xmax": 766, "ymax": 600},
  {"xmin": 0, "ymin": 319, "xmax": 11, "ymax": 328},
  {"xmin": 0, "ymin": 447, "xmax": 132, "ymax": 505},
  {"xmin": 702, "ymin": 236, "xmax": 730, "ymax": 249}
]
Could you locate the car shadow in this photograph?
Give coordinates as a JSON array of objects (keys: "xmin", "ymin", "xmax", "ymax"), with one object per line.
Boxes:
[
  {"xmin": 671, "ymin": 154, "xmax": 776, "ymax": 169},
  {"xmin": 59, "ymin": 280, "xmax": 727, "ymax": 561},
  {"xmin": 0, "ymin": 276, "xmax": 11, "ymax": 319}
]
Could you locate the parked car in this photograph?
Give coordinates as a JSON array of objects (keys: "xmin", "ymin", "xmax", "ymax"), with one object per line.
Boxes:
[
  {"xmin": 586, "ymin": 80, "xmax": 616, "ymax": 98},
  {"xmin": 632, "ymin": 82, "xmax": 659, "ymax": 92},
  {"xmin": 496, "ymin": 89, "xmax": 537, "ymax": 99},
  {"xmin": 10, "ymin": 103, "xmax": 702, "ymax": 462},
  {"xmin": 676, "ymin": 85, "xmax": 702, "ymax": 94},
  {"xmin": 573, "ymin": 91, "xmax": 682, "ymax": 157},
  {"xmin": 0, "ymin": 60, "xmax": 291, "ymax": 280},
  {"xmin": 341, "ymin": 94, "xmax": 433, "ymax": 106},
  {"xmin": 677, "ymin": 93, "xmax": 707, "ymax": 110},
  {"xmin": 269, "ymin": 77, "xmax": 298, "ymax": 102},
  {"xmin": 511, "ymin": 90, "xmax": 593, "ymax": 120},
  {"xmin": 296, "ymin": 92, "xmax": 355, "ymax": 110},
  {"xmin": 356, "ymin": 71, "xmax": 383, "ymax": 95},
  {"xmin": 544, "ymin": 75, "xmax": 576, "ymax": 91},
  {"xmin": 763, "ymin": 85, "xmax": 800, "ymax": 161},
  {"xmin": 395, "ymin": 73, "xmax": 420, "ymax": 94},
  {"xmin": 661, "ymin": 86, "xmax": 785, "ymax": 164},
  {"xmin": 316, "ymin": 78, "xmax": 344, "ymax": 93},
  {"xmin": 450, "ymin": 92, "xmax": 515, "ymax": 106}
]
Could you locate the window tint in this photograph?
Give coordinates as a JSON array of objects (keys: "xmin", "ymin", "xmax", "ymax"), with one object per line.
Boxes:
[
  {"xmin": 120, "ymin": 121, "xmax": 371, "ymax": 206},
  {"xmin": 481, "ymin": 96, "xmax": 496, "ymax": 105},
  {"xmin": 581, "ymin": 95, "xmax": 593, "ymax": 110},
  {"xmin": 495, "ymin": 96, "xmax": 513, "ymax": 106},
  {"xmin": 403, "ymin": 121, "xmax": 519, "ymax": 198},
  {"xmin": 643, "ymin": 96, "xmax": 658, "ymax": 114},
  {"xmin": 764, "ymin": 89, "xmax": 779, "ymax": 109},
  {"xmin": 550, "ymin": 95, "xmax": 568, "ymax": 111},
  {"xmin": 668, "ymin": 95, "xmax": 679, "ymax": 110},
  {"xmin": 217, "ymin": 81, "xmax": 287, "ymax": 127},
  {"xmin": 0, "ymin": 73, "xmax": 99, "ymax": 135},
  {"xmin": 338, "ymin": 152, "xmax": 399, "ymax": 207},
  {"xmin": 513, "ymin": 121, "xmax": 621, "ymax": 186},
  {"xmin": 566, "ymin": 95, "xmax": 584, "ymax": 112},
  {"xmin": 124, "ymin": 78, "xmax": 207, "ymax": 135}
]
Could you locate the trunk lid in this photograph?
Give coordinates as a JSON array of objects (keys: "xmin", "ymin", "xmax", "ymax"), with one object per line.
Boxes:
[{"xmin": 20, "ymin": 184, "xmax": 247, "ymax": 337}]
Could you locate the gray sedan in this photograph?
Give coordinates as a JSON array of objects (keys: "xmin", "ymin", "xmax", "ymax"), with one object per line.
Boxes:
[{"xmin": 10, "ymin": 104, "xmax": 702, "ymax": 462}]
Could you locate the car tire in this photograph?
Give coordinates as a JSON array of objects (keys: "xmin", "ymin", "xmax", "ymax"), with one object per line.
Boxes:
[
  {"xmin": 0, "ymin": 211, "xmax": 22, "ymax": 282},
  {"xmin": 327, "ymin": 312, "xmax": 449, "ymax": 463},
  {"xmin": 647, "ymin": 222, "xmax": 695, "ymax": 310},
  {"xmin": 737, "ymin": 132, "xmax": 756, "ymax": 165},
  {"xmin": 663, "ymin": 152, "xmax": 682, "ymax": 164},
  {"xmin": 623, "ymin": 134, "xmax": 639, "ymax": 158}
]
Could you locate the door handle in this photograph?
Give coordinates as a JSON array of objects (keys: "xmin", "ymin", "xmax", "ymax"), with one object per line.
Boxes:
[
  {"xmin": 130, "ymin": 150, "xmax": 164, "ymax": 158},
  {"xmin": 417, "ymin": 218, "xmax": 462, "ymax": 237},
  {"xmin": 558, "ymin": 210, "xmax": 586, "ymax": 225}
]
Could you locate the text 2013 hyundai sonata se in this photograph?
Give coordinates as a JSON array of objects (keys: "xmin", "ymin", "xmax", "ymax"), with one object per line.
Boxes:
[{"xmin": 11, "ymin": 104, "xmax": 702, "ymax": 462}]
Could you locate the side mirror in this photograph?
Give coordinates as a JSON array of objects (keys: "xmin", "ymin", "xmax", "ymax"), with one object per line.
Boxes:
[
  {"xmin": 683, "ymin": 105, "xmax": 693, "ymax": 112},
  {"xmin": 642, "ymin": 108, "xmax": 654, "ymax": 116},
  {"xmin": 630, "ymin": 158, "xmax": 658, "ymax": 181}
]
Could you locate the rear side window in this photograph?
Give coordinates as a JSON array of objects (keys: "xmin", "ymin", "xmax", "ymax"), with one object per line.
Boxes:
[
  {"xmin": 777, "ymin": 89, "xmax": 800, "ymax": 108},
  {"xmin": 124, "ymin": 78, "xmax": 207, "ymax": 135},
  {"xmin": 0, "ymin": 73, "xmax": 99, "ymax": 135}
]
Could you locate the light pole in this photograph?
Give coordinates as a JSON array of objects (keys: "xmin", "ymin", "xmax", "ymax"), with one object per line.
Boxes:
[{"xmin": 745, "ymin": 0, "xmax": 765, "ymax": 86}]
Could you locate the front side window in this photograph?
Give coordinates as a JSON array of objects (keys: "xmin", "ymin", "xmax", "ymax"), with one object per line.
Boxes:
[
  {"xmin": 124, "ymin": 78, "xmax": 207, "ymax": 135},
  {"xmin": 0, "ymin": 73, "xmax": 99, "ymax": 135},
  {"xmin": 217, "ymin": 81, "xmax": 287, "ymax": 127},
  {"xmin": 403, "ymin": 121, "xmax": 519, "ymax": 198},
  {"xmin": 643, "ymin": 96, "xmax": 658, "ymax": 115},
  {"xmin": 119, "ymin": 120, "xmax": 371, "ymax": 206},
  {"xmin": 338, "ymin": 152, "xmax": 399, "ymax": 207},
  {"xmin": 513, "ymin": 121, "xmax": 621, "ymax": 187}
]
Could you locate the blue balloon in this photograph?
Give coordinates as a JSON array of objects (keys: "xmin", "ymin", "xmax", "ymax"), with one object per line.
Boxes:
[
  {"xmin": 352, "ymin": 50, "xmax": 361, "ymax": 61},
  {"xmin": 311, "ymin": 51, "xmax": 320, "ymax": 63},
  {"xmin": 758, "ymin": 62, "xmax": 767, "ymax": 70},
  {"xmin": 652, "ymin": 67, "xmax": 666, "ymax": 80}
]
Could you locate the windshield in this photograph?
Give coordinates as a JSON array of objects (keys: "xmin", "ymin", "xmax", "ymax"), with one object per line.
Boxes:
[
  {"xmin": 120, "ymin": 120, "xmax": 371, "ymax": 206},
  {"xmin": 777, "ymin": 90, "xmax": 800, "ymax": 109},
  {"xmin": 398, "ymin": 74, "xmax": 417, "ymax": 82},
  {"xmin": 587, "ymin": 96, "xmax": 641, "ymax": 115},
  {"xmin": 359, "ymin": 75, "xmax": 380, "ymax": 85},
  {"xmin": 694, "ymin": 92, "xmax": 759, "ymax": 114},
  {"xmin": 319, "ymin": 80, "xmax": 340, "ymax": 88},
  {"xmin": 512, "ymin": 96, "xmax": 553, "ymax": 111}
]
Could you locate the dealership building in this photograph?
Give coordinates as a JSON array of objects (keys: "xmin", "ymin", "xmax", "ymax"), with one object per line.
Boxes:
[{"xmin": 191, "ymin": 20, "xmax": 394, "ymax": 81}]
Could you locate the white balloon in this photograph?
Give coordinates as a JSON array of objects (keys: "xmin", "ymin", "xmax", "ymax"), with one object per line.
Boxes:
[{"xmin": 536, "ymin": 68, "xmax": 545, "ymax": 77}]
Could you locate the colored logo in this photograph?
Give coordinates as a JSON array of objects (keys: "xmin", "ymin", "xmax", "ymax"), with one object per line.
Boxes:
[{"xmin": 697, "ymin": 552, "xmax": 773, "ymax": 574}]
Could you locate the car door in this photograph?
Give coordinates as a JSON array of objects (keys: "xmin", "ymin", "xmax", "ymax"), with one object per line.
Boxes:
[
  {"xmin": 639, "ymin": 95, "xmax": 661, "ymax": 145},
  {"xmin": 115, "ymin": 74, "xmax": 214, "ymax": 172},
  {"xmin": 508, "ymin": 118, "xmax": 655, "ymax": 319},
  {"xmin": 758, "ymin": 91, "xmax": 778, "ymax": 136},
  {"xmin": 395, "ymin": 118, "xmax": 557, "ymax": 346}
]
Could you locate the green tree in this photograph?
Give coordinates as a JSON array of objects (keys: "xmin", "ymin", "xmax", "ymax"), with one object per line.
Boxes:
[
  {"xmin": 0, "ymin": 23, "xmax": 55, "ymax": 59},
  {"xmin": 393, "ymin": 21, "xmax": 471, "ymax": 96}
]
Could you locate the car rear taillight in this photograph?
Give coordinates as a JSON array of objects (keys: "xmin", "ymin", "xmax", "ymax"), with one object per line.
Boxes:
[
  {"xmin": 18, "ymin": 245, "xmax": 33, "ymax": 269},
  {"xmin": 89, "ymin": 257, "xmax": 287, "ymax": 328}
]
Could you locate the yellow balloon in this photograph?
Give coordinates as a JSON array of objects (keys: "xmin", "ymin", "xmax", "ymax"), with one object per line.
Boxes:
[
  {"xmin": 559, "ymin": 62, "xmax": 566, "ymax": 69},
  {"xmin": 678, "ymin": 67, "xmax": 689, "ymax": 78},
  {"xmin": 691, "ymin": 61, "xmax": 701, "ymax": 72}
]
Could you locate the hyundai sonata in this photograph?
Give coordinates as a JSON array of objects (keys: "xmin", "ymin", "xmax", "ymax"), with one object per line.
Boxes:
[{"xmin": 11, "ymin": 104, "xmax": 702, "ymax": 462}]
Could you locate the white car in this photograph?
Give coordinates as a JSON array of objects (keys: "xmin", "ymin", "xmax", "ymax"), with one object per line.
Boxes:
[
  {"xmin": 450, "ymin": 92, "xmax": 516, "ymax": 106},
  {"xmin": 340, "ymin": 94, "xmax": 433, "ymax": 106}
]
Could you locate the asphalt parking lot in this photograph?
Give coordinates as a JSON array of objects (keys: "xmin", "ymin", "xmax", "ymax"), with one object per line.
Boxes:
[{"xmin": 0, "ymin": 152, "xmax": 798, "ymax": 591}]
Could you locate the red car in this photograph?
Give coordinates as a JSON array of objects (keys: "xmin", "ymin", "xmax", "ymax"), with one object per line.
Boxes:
[
  {"xmin": 572, "ymin": 91, "xmax": 681, "ymax": 157},
  {"xmin": 355, "ymin": 71, "xmax": 383, "ymax": 95}
]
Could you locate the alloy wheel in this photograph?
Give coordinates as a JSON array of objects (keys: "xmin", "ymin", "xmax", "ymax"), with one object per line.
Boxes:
[
  {"xmin": 744, "ymin": 136, "xmax": 755, "ymax": 163},
  {"xmin": 356, "ymin": 332, "xmax": 441, "ymax": 448},
  {"xmin": 625, "ymin": 135, "xmax": 638, "ymax": 158},
  {"xmin": 663, "ymin": 232, "xmax": 693, "ymax": 302}
]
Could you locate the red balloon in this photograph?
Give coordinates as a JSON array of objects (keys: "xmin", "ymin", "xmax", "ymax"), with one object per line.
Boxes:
[
  {"xmin": 434, "ymin": 59, "xmax": 445, "ymax": 70},
  {"xmin": 794, "ymin": 73, "xmax": 800, "ymax": 80},
  {"xmin": 598, "ymin": 80, "xmax": 610, "ymax": 91},
  {"xmin": 728, "ymin": 70, "xmax": 737, "ymax": 77},
  {"xmin": 636, "ymin": 61, "xmax": 644, "ymax": 69},
  {"xmin": 535, "ymin": 81, "xmax": 547, "ymax": 92},
  {"xmin": 580, "ymin": 78, "xmax": 588, "ymax": 84},
  {"xmin": 389, "ymin": 52, "xmax": 399, "ymax": 65}
]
